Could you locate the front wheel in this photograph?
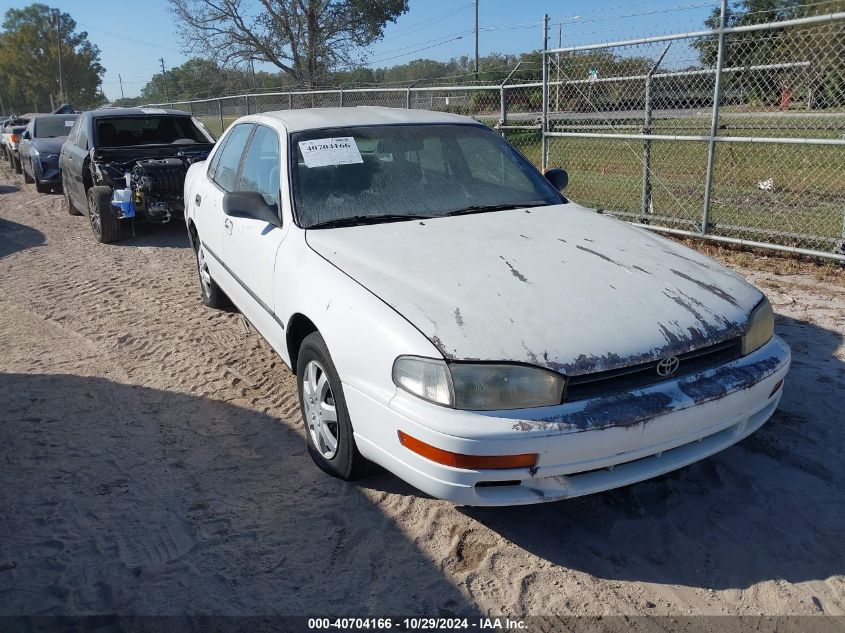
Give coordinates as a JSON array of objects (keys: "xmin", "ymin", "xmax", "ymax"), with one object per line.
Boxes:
[
  {"xmin": 23, "ymin": 160, "xmax": 34, "ymax": 184},
  {"xmin": 297, "ymin": 332, "xmax": 371, "ymax": 481},
  {"xmin": 87, "ymin": 185, "xmax": 123, "ymax": 243}
]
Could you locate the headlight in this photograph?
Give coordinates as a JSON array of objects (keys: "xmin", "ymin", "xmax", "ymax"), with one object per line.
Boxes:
[
  {"xmin": 393, "ymin": 356, "xmax": 566, "ymax": 410},
  {"xmin": 742, "ymin": 297, "xmax": 774, "ymax": 355},
  {"xmin": 392, "ymin": 356, "xmax": 453, "ymax": 406}
]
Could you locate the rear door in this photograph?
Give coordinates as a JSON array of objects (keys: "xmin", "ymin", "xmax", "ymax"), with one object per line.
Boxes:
[
  {"xmin": 221, "ymin": 124, "xmax": 286, "ymax": 339},
  {"xmin": 194, "ymin": 123, "xmax": 254, "ymax": 267}
]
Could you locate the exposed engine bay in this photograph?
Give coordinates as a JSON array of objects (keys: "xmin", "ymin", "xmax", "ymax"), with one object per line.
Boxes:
[{"xmin": 91, "ymin": 146, "xmax": 212, "ymax": 224}]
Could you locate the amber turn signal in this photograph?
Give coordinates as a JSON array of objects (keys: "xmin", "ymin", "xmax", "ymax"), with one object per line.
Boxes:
[{"xmin": 398, "ymin": 431, "xmax": 537, "ymax": 470}]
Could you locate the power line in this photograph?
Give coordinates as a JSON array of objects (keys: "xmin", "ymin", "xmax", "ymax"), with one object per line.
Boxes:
[
  {"xmin": 77, "ymin": 21, "xmax": 183, "ymax": 53},
  {"xmin": 382, "ymin": 2, "xmax": 473, "ymax": 39}
]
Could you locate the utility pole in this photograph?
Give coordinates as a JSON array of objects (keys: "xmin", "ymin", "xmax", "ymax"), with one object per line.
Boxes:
[
  {"xmin": 556, "ymin": 23, "xmax": 561, "ymax": 112},
  {"xmin": 159, "ymin": 58, "xmax": 171, "ymax": 104},
  {"xmin": 118, "ymin": 74, "xmax": 125, "ymax": 101},
  {"xmin": 474, "ymin": 0, "xmax": 479, "ymax": 80},
  {"xmin": 52, "ymin": 9, "xmax": 64, "ymax": 104}
]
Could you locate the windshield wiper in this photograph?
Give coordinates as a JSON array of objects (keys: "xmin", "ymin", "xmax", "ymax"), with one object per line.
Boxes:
[
  {"xmin": 308, "ymin": 214, "xmax": 432, "ymax": 229},
  {"xmin": 444, "ymin": 201, "xmax": 548, "ymax": 217}
]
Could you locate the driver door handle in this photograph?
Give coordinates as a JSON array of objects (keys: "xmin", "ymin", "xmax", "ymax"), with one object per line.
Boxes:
[
  {"xmin": 195, "ymin": 194, "xmax": 201, "ymax": 206},
  {"xmin": 224, "ymin": 218, "xmax": 233, "ymax": 234}
]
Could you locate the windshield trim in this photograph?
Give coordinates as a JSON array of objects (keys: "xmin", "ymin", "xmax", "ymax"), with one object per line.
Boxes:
[{"xmin": 288, "ymin": 122, "xmax": 564, "ymax": 230}]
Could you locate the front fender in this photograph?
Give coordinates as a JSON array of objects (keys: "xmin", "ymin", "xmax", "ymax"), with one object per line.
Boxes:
[{"xmin": 275, "ymin": 229, "xmax": 442, "ymax": 406}]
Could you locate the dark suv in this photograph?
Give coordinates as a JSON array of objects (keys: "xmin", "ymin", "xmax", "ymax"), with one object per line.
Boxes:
[{"xmin": 59, "ymin": 107, "xmax": 216, "ymax": 243}]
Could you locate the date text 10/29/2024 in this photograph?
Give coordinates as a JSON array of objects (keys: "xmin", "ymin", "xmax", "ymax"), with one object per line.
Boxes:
[{"xmin": 308, "ymin": 618, "xmax": 527, "ymax": 631}]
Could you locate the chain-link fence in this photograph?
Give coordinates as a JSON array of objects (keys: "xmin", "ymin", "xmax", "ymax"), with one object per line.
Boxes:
[
  {"xmin": 542, "ymin": 6, "xmax": 845, "ymax": 261},
  {"xmin": 148, "ymin": 7, "xmax": 845, "ymax": 261}
]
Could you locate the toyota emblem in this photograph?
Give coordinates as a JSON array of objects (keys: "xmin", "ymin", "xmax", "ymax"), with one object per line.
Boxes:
[{"xmin": 656, "ymin": 356, "xmax": 680, "ymax": 377}]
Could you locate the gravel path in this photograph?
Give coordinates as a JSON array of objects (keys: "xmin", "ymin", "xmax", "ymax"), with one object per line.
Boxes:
[{"xmin": 1, "ymin": 164, "xmax": 843, "ymax": 617}]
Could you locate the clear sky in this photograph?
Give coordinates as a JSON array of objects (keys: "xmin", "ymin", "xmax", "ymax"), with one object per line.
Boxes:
[{"xmin": 0, "ymin": 0, "xmax": 719, "ymax": 99}]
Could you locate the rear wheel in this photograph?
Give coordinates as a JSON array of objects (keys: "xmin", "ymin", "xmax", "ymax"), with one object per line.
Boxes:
[
  {"xmin": 194, "ymin": 241, "xmax": 229, "ymax": 309},
  {"xmin": 12, "ymin": 155, "xmax": 22, "ymax": 174},
  {"xmin": 297, "ymin": 332, "xmax": 371, "ymax": 481},
  {"xmin": 87, "ymin": 185, "xmax": 122, "ymax": 243}
]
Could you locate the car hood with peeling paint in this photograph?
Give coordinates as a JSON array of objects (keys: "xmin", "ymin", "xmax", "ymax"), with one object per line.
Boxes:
[{"xmin": 305, "ymin": 203, "xmax": 763, "ymax": 375}]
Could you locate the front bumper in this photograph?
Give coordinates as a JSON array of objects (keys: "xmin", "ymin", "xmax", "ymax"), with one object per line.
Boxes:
[{"xmin": 348, "ymin": 335, "xmax": 791, "ymax": 506}]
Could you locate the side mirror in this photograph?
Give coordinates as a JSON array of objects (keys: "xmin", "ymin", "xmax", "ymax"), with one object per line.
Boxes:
[
  {"xmin": 544, "ymin": 167, "xmax": 568, "ymax": 191},
  {"xmin": 222, "ymin": 191, "xmax": 280, "ymax": 226},
  {"xmin": 21, "ymin": 131, "xmax": 30, "ymax": 140}
]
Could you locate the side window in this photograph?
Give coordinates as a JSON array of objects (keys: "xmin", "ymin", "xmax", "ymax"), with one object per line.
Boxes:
[
  {"xmin": 76, "ymin": 119, "xmax": 89, "ymax": 150},
  {"xmin": 212, "ymin": 124, "xmax": 253, "ymax": 192},
  {"xmin": 67, "ymin": 118, "xmax": 81, "ymax": 145},
  {"xmin": 206, "ymin": 131, "xmax": 231, "ymax": 180},
  {"xmin": 237, "ymin": 126, "xmax": 280, "ymax": 207}
]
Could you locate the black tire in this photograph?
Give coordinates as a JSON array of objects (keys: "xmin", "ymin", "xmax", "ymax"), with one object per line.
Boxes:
[
  {"xmin": 297, "ymin": 331, "xmax": 372, "ymax": 481},
  {"xmin": 87, "ymin": 185, "xmax": 122, "ymax": 243},
  {"xmin": 34, "ymin": 177, "xmax": 49, "ymax": 193},
  {"xmin": 193, "ymin": 240, "xmax": 230, "ymax": 309},
  {"xmin": 23, "ymin": 160, "xmax": 34, "ymax": 184},
  {"xmin": 63, "ymin": 175, "xmax": 81, "ymax": 215},
  {"xmin": 12, "ymin": 155, "xmax": 22, "ymax": 174}
]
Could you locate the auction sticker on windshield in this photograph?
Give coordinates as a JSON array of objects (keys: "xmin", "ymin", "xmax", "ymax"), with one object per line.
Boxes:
[{"xmin": 298, "ymin": 137, "xmax": 363, "ymax": 168}]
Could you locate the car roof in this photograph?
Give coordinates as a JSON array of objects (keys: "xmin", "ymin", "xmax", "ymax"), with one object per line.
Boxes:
[
  {"xmin": 32, "ymin": 113, "xmax": 79, "ymax": 120},
  {"xmin": 88, "ymin": 107, "xmax": 191, "ymax": 119},
  {"xmin": 257, "ymin": 106, "xmax": 480, "ymax": 132}
]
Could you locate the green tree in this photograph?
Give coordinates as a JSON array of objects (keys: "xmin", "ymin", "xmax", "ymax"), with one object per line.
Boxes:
[
  {"xmin": 170, "ymin": 0, "xmax": 409, "ymax": 88},
  {"xmin": 0, "ymin": 3, "xmax": 104, "ymax": 112},
  {"xmin": 692, "ymin": 1, "xmax": 845, "ymax": 108}
]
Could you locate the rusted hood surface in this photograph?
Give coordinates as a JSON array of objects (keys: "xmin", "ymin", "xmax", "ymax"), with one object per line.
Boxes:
[{"xmin": 306, "ymin": 204, "xmax": 762, "ymax": 375}]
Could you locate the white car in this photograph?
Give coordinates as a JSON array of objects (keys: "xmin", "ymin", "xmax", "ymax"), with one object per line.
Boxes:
[{"xmin": 184, "ymin": 107, "xmax": 790, "ymax": 506}]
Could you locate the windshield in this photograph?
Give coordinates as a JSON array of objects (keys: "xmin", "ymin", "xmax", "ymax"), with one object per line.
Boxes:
[
  {"xmin": 291, "ymin": 124, "xmax": 563, "ymax": 228},
  {"xmin": 34, "ymin": 115, "xmax": 78, "ymax": 138},
  {"xmin": 95, "ymin": 116, "xmax": 213, "ymax": 148}
]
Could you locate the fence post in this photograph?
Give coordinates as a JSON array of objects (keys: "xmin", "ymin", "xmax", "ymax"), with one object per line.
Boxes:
[
  {"xmin": 641, "ymin": 43, "xmax": 672, "ymax": 220},
  {"xmin": 188, "ymin": 101, "xmax": 194, "ymax": 115},
  {"xmin": 218, "ymin": 99, "xmax": 224, "ymax": 134},
  {"xmin": 288, "ymin": 92, "xmax": 293, "ymax": 110},
  {"xmin": 701, "ymin": 0, "xmax": 728, "ymax": 235},
  {"xmin": 245, "ymin": 94, "xmax": 251, "ymax": 115},
  {"xmin": 499, "ymin": 61, "xmax": 522, "ymax": 135},
  {"xmin": 541, "ymin": 14, "xmax": 549, "ymax": 171},
  {"xmin": 339, "ymin": 89, "xmax": 344, "ymax": 107},
  {"xmin": 406, "ymin": 77, "xmax": 426, "ymax": 109}
]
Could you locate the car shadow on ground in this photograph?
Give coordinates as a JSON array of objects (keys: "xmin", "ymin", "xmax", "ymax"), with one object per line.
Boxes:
[
  {"xmin": 0, "ymin": 216, "xmax": 46, "ymax": 259},
  {"xmin": 0, "ymin": 372, "xmax": 477, "ymax": 616},
  {"xmin": 452, "ymin": 315, "xmax": 845, "ymax": 590},
  {"xmin": 114, "ymin": 220, "xmax": 192, "ymax": 249},
  {"xmin": 0, "ymin": 184, "xmax": 19, "ymax": 194}
]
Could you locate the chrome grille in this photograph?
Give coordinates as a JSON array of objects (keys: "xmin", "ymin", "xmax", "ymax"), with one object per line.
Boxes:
[{"xmin": 564, "ymin": 338, "xmax": 742, "ymax": 402}]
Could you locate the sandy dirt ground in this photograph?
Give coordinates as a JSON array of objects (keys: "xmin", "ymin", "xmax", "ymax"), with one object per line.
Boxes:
[{"xmin": 1, "ymin": 162, "xmax": 844, "ymax": 618}]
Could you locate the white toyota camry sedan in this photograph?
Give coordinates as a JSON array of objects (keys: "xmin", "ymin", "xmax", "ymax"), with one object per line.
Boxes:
[{"xmin": 184, "ymin": 107, "xmax": 790, "ymax": 506}]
